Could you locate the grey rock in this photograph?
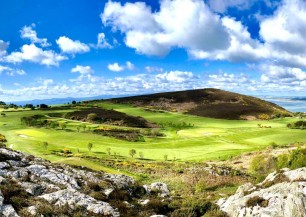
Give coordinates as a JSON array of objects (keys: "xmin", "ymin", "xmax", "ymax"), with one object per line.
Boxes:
[
  {"xmin": 144, "ymin": 182, "xmax": 170, "ymax": 197},
  {"xmin": 0, "ymin": 205, "xmax": 19, "ymax": 217},
  {"xmin": 0, "ymin": 148, "xmax": 22, "ymax": 161},
  {"xmin": 0, "ymin": 162, "xmax": 10, "ymax": 169},
  {"xmin": 27, "ymin": 165, "xmax": 80, "ymax": 189},
  {"xmin": 27, "ymin": 206, "xmax": 37, "ymax": 216},
  {"xmin": 218, "ymin": 167, "xmax": 306, "ymax": 217},
  {"xmin": 39, "ymin": 189, "xmax": 119, "ymax": 216},
  {"xmin": 0, "ymin": 190, "xmax": 3, "ymax": 206},
  {"xmin": 20, "ymin": 182, "xmax": 43, "ymax": 196}
]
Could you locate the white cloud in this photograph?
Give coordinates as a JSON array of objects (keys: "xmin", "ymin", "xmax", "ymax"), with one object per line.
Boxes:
[
  {"xmin": 126, "ymin": 61, "xmax": 135, "ymax": 70},
  {"xmin": 0, "ymin": 40, "xmax": 9, "ymax": 57},
  {"xmin": 108, "ymin": 62, "xmax": 124, "ymax": 72},
  {"xmin": 20, "ymin": 24, "xmax": 51, "ymax": 47},
  {"xmin": 97, "ymin": 33, "xmax": 112, "ymax": 48},
  {"xmin": 155, "ymin": 71, "xmax": 196, "ymax": 83},
  {"xmin": 5, "ymin": 44, "xmax": 67, "ymax": 66},
  {"xmin": 260, "ymin": 64, "xmax": 306, "ymax": 83},
  {"xmin": 0, "ymin": 65, "xmax": 12, "ymax": 74},
  {"xmin": 56, "ymin": 36, "xmax": 90, "ymax": 54},
  {"xmin": 6, "ymin": 69, "xmax": 26, "ymax": 76},
  {"xmin": 108, "ymin": 61, "xmax": 135, "ymax": 72},
  {"xmin": 207, "ymin": 0, "xmax": 256, "ymax": 13},
  {"xmin": 145, "ymin": 66, "xmax": 164, "ymax": 73},
  {"xmin": 102, "ymin": 0, "xmax": 230, "ymax": 56},
  {"xmin": 71, "ymin": 65, "xmax": 94, "ymax": 75},
  {"xmin": 101, "ymin": 0, "xmax": 306, "ymax": 68}
]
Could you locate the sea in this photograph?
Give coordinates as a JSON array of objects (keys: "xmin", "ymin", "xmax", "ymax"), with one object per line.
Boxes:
[{"xmin": 261, "ymin": 96, "xmax": 306, "ymax": 113}]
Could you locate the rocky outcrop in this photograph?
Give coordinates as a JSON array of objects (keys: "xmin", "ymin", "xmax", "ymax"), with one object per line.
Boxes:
[
  {"xmin": 0, "ymin": 148, "xmax": 170, "ymax": 217},
  {"xmin": 218, "ymin": 167, "xmax": 306, "ymax": 217}
]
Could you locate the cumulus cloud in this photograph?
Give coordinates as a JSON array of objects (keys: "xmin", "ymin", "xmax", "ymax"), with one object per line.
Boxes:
[
  {"xmin": 56, "ymin": 36, "xmax": 90, "ymax": 54},
  {"xmin": 260, "ymin": 64, "xmax": 306, "ymax": 83},
  {"xmin": 5, "ymin": 44, "xmax": 66, "ymax": 66},
  {"xmin": 20, "ymin": 24, "xmax": 51, "ymax": 47},
  {"xmin": 156, "ymin": 71, "xmax": 196, "ymax": 83},
  {"xmin": 126, "ymin": 61, "xmax": 135, "ymax": 70},
  {"xmin": 108, "ymin": 61, "xmax": 135, "ymax": 72},
  {"xmin": 97, "ymin": 33, "xmax": 112, "ymax": 48},
  {"xmin": 71, "ymin": 65, "xmax": 94, "ymax": 75},
  {"xmin": 101, "ymin": 0, "xmax": 306, "ymax": 68},
  {"xmin": 108, "ymin": 62, "xmax": 124, "ymax": 72},
  {"xmin": 102, "ymin": 0, "xmax": 230, "ymax": 56}
]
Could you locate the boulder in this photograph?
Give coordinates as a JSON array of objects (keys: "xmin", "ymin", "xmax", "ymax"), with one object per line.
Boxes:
[
  {"xmin": 0, "ymin": 205, "xmax": 19, "ymax": 217},
  {"xmin": 218, "ymin": 167, "xmax": 306, "ymax": 217},
  {"xmin": 39, "ymin": 189, "xmax": 119, "ymax": 216},
  {"xmin": 144, "ymin": 182, "xmax": 170, "ymax": 197}
]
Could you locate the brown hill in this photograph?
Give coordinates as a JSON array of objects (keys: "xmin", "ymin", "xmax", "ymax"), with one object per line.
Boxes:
[{"xmin": 106, "ymin": 88, "xmax": 291, "ymax": 120}]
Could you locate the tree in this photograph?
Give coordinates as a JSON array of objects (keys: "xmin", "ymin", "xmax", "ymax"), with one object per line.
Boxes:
[
  {"xmin": 164, "ymin": 154, "xmax": 168, "ymax": 161},
  {"xmin": 39, "ymin": 104, "xmax": 49, "ymax": 109},
  {"xmin": 82, "ymin": 124, "xmax": 87, "ymax": 132},
  {"xmin": 76, "ymin": 126, "xmax": 81, "ymax": 132},
  {"xmin": 129, "ymin": 149, "xmax": 136, "ymax": 158},
  {"xmin": 139, "ymin": 152, "xmax": 144, "ymax": 159},
  {"xmin": 42, "ymin": 141, "xmax": 48, "ymax": 150},
  {"xmin": 106, "ymin": 147, "xmax": 111, "ymax": 155},
  {"xmin": 88, "ymin": 143, "xmax": 93, "ymax": 152},
  {"xmin": 72, "ymin": 100, "xmax": 77, "ymax": 105}
]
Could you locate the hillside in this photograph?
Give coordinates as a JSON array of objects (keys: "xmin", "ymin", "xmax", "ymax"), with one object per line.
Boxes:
[{"xmin": 106, "ymin": 88, "xmax": 291, "ymax": 120}]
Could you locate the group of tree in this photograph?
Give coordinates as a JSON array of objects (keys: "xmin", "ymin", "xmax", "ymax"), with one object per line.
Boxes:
[{"xmin": 287, "ymin": 120, "xmax": 306, "ymax": 130}]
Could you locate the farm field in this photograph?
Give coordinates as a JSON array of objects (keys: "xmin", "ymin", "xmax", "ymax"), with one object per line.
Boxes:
[{"xmin": 0, "ymin": 102, "xmax": 304, "ymax": 170}]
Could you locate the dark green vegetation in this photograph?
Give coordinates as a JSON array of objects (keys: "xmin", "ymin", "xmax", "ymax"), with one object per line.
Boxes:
[
  {"xmin": 106, "ymin": 88, "xmax": 291, "ymax": 120},
  {"xmin": 287, "ymin": 120, "xmax": 306, "ymax": 129},
  {"xmin": 250, "ymin": 144, "xmax": 306, "ymax": 181}
]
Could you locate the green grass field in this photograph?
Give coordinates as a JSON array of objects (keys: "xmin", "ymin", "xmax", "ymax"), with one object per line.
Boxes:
[{"xmin": 0, "ymin": 103, "xmax": 305, "ymax": 170}]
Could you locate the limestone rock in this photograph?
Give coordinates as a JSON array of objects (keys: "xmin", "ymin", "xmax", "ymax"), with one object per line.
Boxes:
[
  {"xmin": 144, "ymin": 182, "xmax": 170, "ymax": 197},
  {"xmin": 218, "ymin": 167, "xmax": 306, "ymax": 217},
  {"xmin": 39, "ymin": 189, "xmax": 119, "ymax": 216},
  {"xmin": 0, "ymin": 205, "xmax": 19, "ymax": 217}
]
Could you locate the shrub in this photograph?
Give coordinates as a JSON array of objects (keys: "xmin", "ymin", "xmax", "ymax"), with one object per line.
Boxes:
[
  {"xmin": 246, "ymin": 196, "xmax": 269, "ymax": 207},
  {"xmin": 250, "ymin": 155, "xmax": 277, "ymax": 182},
  {"xmin": 129, "ymin": 149, "xmax": 136, "ymax": 158}
]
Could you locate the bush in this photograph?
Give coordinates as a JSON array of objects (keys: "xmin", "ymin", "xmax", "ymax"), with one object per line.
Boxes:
[
  {"xmin": 246, "ymin": 196, "xmax": 268, "ymax": 207},
  {"xmin": 250, "ymin": 155, "xmax": 277, "ymax": 182}
]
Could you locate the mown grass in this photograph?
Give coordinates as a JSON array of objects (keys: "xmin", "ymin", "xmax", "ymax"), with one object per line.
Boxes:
[{"xmin": 0, "ymin": 103, "xmax": 305, "ymax": 170}]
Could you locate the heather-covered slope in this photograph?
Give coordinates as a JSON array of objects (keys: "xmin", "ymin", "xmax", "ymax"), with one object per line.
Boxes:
[{"xmin": 106, "ymin": 88, "xmax": 291, "ymax": 120}]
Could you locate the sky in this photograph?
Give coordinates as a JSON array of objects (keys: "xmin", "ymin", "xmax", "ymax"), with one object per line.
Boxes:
[{"xmin": 1, "ymin": 0, "xmax": 306, "ymax": 102}]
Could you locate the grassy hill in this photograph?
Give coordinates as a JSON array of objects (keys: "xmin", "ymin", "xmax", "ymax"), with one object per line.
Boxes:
[{"xmin": 106, "ymin": 88, "xmax": 291, "ymax": 120}]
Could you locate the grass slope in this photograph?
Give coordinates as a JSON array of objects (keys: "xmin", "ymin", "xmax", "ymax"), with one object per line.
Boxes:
[
  {"xmin": 105, "ymin": 88, "xmax": 291, "ymax": 119},
  {"xmin": 0, "ymin": 103, "xmax": 304, "ymax": 172}
]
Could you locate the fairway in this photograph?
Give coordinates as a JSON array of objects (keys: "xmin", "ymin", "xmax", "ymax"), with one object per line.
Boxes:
[{"xmin": 0, "ymin": 103, "xmax": 305, "ymax": 167}]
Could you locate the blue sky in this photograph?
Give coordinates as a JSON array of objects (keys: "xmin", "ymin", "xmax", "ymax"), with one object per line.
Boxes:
[{"xmin": 1, "ymin": 0, "xmax": 306, "ymax": 101}]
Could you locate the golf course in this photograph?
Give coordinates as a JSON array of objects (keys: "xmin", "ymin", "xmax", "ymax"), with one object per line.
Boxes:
[{"xmin": 0, "ymin": 98, "xmax": 304, "ymax": 171}]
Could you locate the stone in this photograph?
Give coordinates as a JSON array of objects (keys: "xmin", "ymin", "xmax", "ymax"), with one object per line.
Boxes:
[
  {"xmin": 20, "ymin": 182, "xmax": 43, "ymax": 196},
  {"xmin": 27, "ymin": 206, "xmax": 37, "ymax": 216},
  {"xmin": 218, "ymin": 167, "xmax": 306, "ymax": 217},
  {"xmin": 144, "ymin": 182, "xmax": 170, "ymax": 197},
  {"xmin": 39, "ymin": 189, "xmax": 119, "ymax": 217},
  {"xmin": 0, "ymin": 205, "xmax": 19, "ymax": 217}
]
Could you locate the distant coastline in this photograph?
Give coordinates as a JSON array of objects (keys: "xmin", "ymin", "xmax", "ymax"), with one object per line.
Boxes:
[{"xmin": 261, "ymin": 96, "xmax": 306, "ymax": 112}]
